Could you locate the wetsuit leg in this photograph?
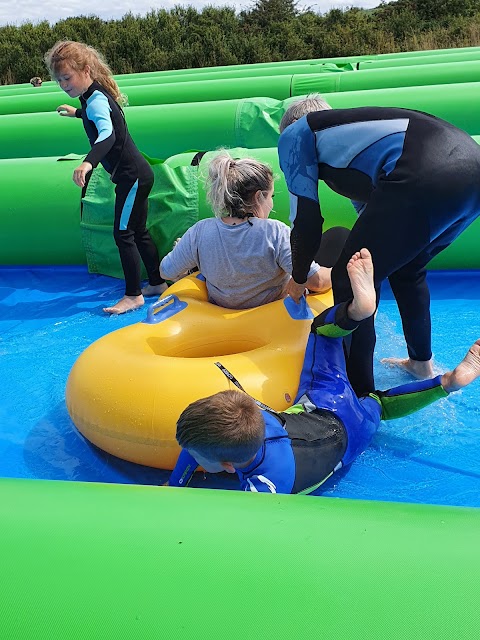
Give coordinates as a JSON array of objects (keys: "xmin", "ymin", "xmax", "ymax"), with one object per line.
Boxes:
[
  {"xmin": 388, "ymin": 212, "xmax": 479, "ymax": 363},
  {"xmin": 331, "ymin": 183, "xmax": 433, "ymax": 395},
  {"xmin": 113, "ymin": 175, "xmax": 163, "ymax": 296},
  {"xmin": 331, "ymin": 171, "xmax": 480, "ymax": 394},
  {"xmin": 295, "ymin": 304, "xmax": 382, "ymax": 467},
  {"xmin": 388, "ymin": 261, "xmax": 431, "ymax": 362}
]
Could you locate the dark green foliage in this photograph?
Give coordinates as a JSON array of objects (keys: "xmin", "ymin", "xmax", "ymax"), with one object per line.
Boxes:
[{"xmin": 1, "ymin": 0, "xmax": 480, "ymax": 84}]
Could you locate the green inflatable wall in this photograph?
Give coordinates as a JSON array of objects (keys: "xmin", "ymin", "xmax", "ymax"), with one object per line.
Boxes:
[
  {"xmin": 1, "ymin": 478, "xmax": 480, "ymax": 640},
  {"xmin": 296, "ymin": 59, "xmax": 480, "ymax": 93},
  {"xmin": 3, "ymin": 81, "xmax": 480, "ymax": 162},
  {"xmin": 2, "ymin": 141, "xmax": 480, "ymax": 269},
  {"xmin": 0, "ymin": 155, "xmax": 83, "ymax": 264},
  {"xmin": 0, "ymin": 62, "xmax": 352, "ymax": 97},
  {"xmin": 4, "ymin": 64, "xmax": 480, "ymax": 117}
]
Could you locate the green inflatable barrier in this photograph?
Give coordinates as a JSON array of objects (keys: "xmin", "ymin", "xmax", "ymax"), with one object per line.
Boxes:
[
  {"xmin": 317, "ymin": 82, "xmax": 480, "ymax": 137},
  {"xmin": 79, "ymin": 145, "xmax": 480, "ymax": 277},
  {"xmin": 298, "ymin": 59, "xmax": 480, "ymax": 93},
  {"xmin": 359, "ymin": 48, "xmax": 480, "ymax": 69},
  {"xmin": 2, "ymin": 141, "xmax": 480, "ymax": 269},
  {"xmin": 106, "ymin": 45, "xmax": 480, "ymax": 81},
  {"xmin": 0, "ymin": 97, "xmax": 286, "ymax": 160},
  {"xmin": 6, "ymin": 66, "xmax": 480, "ymax": 117},
  {"xmin": 2, "ymin": 44, "xmax": 479, "ymax": 96},
  {"xmin": 5, "ymin": 56, "xmax": 480, "ymax": 103},
  {"xmin": 0, "ymin": 62, "xmax": 353, "ymax": 97},
  {"xmin": 4, "ymin": 81, "xmax": 480, "ymax": 162},
  {"xmin": 1, "ymin": 478, "xmax": 480, "ymax": 640},
  {"xmin": 0, "ymin": 74, "xmax": 321, "ymax": 116},
  {"xmin": 0, "ymin": 155, "xmax": 83, "ymax": 265}
]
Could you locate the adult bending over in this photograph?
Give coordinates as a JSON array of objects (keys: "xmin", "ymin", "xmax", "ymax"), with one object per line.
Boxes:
[{"xmin": 278, "ymin": 95, "xmax": 480, "ymax": 395}]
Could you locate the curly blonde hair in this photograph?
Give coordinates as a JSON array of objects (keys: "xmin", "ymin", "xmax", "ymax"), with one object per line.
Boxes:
[{"xmin": 44, "ymin": 40, "xmax": 125, "ymax": 105}]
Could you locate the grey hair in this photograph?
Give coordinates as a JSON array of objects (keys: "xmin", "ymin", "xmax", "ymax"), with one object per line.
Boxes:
[
  {"xmin": 206, "ymin": 151, "xmax": 273, "ymax": 219},
  {"xmin": 279, "ymin": 93, "xmax": 332, "ymax": 133}
]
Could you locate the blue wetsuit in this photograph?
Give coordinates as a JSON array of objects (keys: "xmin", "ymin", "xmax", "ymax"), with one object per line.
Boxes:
[
  {"xmin": 77, "ymin": 81, "xmax": 164, "ymax": 296},
  {"xmin": 169, "ymin": 302, "xmax": 447, "ymax": 494},
  {"xmin": 278, "ymin": 107, "xmax": 480, "ymax": 395}
]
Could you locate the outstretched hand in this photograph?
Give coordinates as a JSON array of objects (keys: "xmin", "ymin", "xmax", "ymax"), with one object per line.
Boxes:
[
  {"xmin": 286, "ymin": 278, "xmax": 306, "ymax": 303},
  {"xmin": 57, "ymin": 104, "xmax": 77, "ymax": 117}
]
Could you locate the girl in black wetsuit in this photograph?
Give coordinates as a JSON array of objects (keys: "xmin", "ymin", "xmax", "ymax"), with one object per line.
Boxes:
[{"xmin": 45, "ymin": 40, "xmax": 166, "ymax": 314}]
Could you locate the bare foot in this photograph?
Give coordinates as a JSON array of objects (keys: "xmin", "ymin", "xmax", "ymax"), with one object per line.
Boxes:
[
  {"xmin": 141, "ymin": 282, "xmax": 168, "ymax": 297},
  {"xmin": 346, "ymin": 248, "xmax": 376, "ymax": 322},
  {"xmin": 103, "ymin": 295, "xmax": 144, "ymax": 315},
  {"xmin": 441, "ymin": 339, "xmax": 480, "ymax": 392},
  {"xmin": 381, "ymin": 357, "xmax": 434, "ymax": 379}
]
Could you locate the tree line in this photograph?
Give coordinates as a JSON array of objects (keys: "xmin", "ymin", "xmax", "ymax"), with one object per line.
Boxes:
[{"xmin": 2, "ymin": 0, "xmax": 480, "ymax": 84}]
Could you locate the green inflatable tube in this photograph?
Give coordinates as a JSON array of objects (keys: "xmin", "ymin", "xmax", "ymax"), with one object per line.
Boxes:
[
  {"xmin": 0, "ymin": 97, "xmax": 284, "ymax": 160},
  {"xmin": 78, "ymin": 146, "xmax": 480, "ymax": 276},
  {"xmin": 6, "ymin": 64, "xmax": 480, "ymax": 117},
  {"xmin": 4, "ymin": 80, "xmax": 480, "ymax": 162},
  {"xmin": 0, "ymin": 62, "xmax": 352, "ymax": 97},
  {"xmin": 1, "ymin": 478, "xmax": 479, "ymax": 640},
  {"xmin": 0, "ymin": 75, "xmax": 304, "ymax": 116},
  {"xmin": 359, "ymin": 48, "xmax": 480, "ymax": 69},
  {"xmin": 2, "ymin": 140, "xmax": 480, "ymax": 268},
  {"xmin": 2, "ymin": 45, "xmax": 479, "ymax": 94},
  {"xmin": 0, "ymin": 155, "xmax": 83, "ymax": 265},
  {"xmin": 296, "ymin": 59, "xmax": 480, "ymax": 93},
  {"xmin": 104, "ymin": 45, "xmax": 480, "ymax": 80},
  {"xmin": 0, "ymin": 75, "xmax": 297, "ymax": 116},
  {"xmin": 4, "ymin": 55, "xmax": 480, "ymax": 102},
  {"xmin": 312, "ymin": 82, "xmax": 480, "ymax": 138}
]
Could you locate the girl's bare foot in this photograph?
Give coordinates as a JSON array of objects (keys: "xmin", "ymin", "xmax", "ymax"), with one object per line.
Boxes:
[
  {"xmin": 381, "ymin": 357, "xmax": 434, "ymax": 379},
  {"xmin": 441, "ymin": 339, "xmax": 480, "ymax": 392},
  {"xmin": 346, "ymin": 248, "xmax": 376, "ymax": 322},
  {"xmin": 103, "ymin": 295, "xmax": 145, "ymax": 315},
  {"xmin": 141, "ymin": 282, "xmax": 168, "ymax": 297}
]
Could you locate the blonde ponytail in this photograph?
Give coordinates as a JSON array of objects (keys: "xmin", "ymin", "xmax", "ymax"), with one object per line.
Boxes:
[{"xmin": 206, "ymin": 151, "xmax": 273, "ymax": 219}]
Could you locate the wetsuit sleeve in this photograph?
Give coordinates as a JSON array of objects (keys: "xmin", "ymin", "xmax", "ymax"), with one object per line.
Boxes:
[
  {"xmin": 160, "ymin": 226, "xmax": 199, "ymax": 281},
  {"xmin": 242, "ymin": 475, "xmax": 278, "ymax": 493},
  {"xmin": 168, "ymin": 449, "xmax": 198, "ymax": 487},
  {"xmin": 278, "ymin": 116, "xmax": 324, "ymax": 284},
  {"xmin": 371, "ymin": 375, "xmax": 448, "ymax": 421},
  {"xmin": 84, "ymin": 92, "xmax": 116, "ymax": 168},
  {"xmin": 274, "ymin": 222, "xmax": 320, "ymax": 278},
  {"xmin": 75, "ymin": 108, "xmax": 82, "ymax": 118}
]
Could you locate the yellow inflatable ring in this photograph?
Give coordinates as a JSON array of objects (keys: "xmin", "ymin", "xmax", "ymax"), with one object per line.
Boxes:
[{"xmin": 66, "ymin": 273, "xmax": 333, "ymax": 470}]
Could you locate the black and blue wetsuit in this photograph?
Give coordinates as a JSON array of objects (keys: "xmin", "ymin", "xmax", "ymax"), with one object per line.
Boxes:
[
  {"xmin": 77, "ymin": 81, "xmax": 164, "ymax": 296},
  {"xmin": 168, "ymin": 302, "xmax": 447, "ymax": 494},
  {"xmin": 278, "ymin": 106, "xmax": 480, "ymax": 395}
]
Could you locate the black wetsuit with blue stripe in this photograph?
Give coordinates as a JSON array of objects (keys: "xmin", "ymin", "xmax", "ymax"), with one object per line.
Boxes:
[
  {"xmin": 77, "ymin": 81, "xmax": 164, "ymax": 296},
  {"xmin": 278, "ymin": 107, "xmax": 480, "ymax": 395},
  {"xmin": 168, "ymin": 302, "xmax": 448, "ymax": 495}
]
